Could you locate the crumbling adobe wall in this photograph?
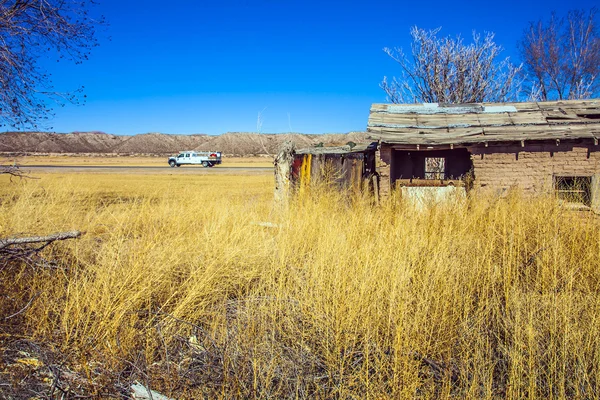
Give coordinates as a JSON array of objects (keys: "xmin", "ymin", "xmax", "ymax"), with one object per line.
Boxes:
[
  {"xmin": 377, "ymin": 146, "xmax": 392, "ymax": 198},
  {"xmin": 468, "ymin": 141, "xmax": 600, "ymax": 194}
]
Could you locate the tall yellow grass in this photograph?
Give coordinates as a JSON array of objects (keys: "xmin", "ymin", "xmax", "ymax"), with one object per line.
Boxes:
[{"xmin": 1, "ymin": 173, "xmax": 600, "ymax": 398}]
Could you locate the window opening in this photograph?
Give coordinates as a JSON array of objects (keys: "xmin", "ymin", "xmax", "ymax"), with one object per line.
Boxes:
[
  {"xmin": 425, "ymin": 157, "xmax": 445, "ymax": 179},
  {"xmin": 576, "ymin": 114, "xmax": 600, "ymax": 120},
  {"xmin": 554, "ymin": 176, "xmax": 591, "ymax": 206}
]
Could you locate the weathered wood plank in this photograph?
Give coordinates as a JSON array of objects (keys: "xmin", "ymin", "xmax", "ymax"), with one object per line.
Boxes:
[{"xmin": 368, "ymin": 100, "xmax": 600, "ymax": 146}]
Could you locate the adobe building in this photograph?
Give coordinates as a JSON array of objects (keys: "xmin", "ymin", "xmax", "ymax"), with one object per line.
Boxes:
[{"xmin": 367, "ymin": 100, "xmax": 600, "ymax": 211}]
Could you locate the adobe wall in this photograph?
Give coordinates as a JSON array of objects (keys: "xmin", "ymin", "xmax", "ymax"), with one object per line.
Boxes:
[
  {"xmin": 377, "ymin": 140, "xmax": 600, "ymax": 211},
  {"xmin": 467, "ymin": 141, "xmax": 600, "ymax": 194},
  {"xmin": 377, "ymin": 146, "xmax": 392, "ymax": 198}
]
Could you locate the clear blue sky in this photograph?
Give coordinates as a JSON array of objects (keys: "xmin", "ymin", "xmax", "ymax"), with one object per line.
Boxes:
[{"xmin": 37, "ymin": 0, "xmax": 599, "ymax": 135}]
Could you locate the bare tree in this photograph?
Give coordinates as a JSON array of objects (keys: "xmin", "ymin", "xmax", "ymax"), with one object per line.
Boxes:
[
  {"xmin": 0, "ymin": 0, "xmax": 103, "ymax": 129},
  {"xmin": 381, "ymin": 27, "xmax": 522, "ymax": 104},
  {"xmin": 519, "ymin": 8, "xmax": 600, "ymax": 101}
]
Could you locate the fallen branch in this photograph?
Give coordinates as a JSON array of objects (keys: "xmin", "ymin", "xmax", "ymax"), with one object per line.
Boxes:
[
  {"xmin": 0, "ymin": 231, "xmax": 82, "ymax": 250},
  {"xmin": 0, "ymin": 164, "xmax": 33, "ymax": 181},
  {"xmin": 0, "ymin": 231, "xmax": 83, "ymax": 271}
]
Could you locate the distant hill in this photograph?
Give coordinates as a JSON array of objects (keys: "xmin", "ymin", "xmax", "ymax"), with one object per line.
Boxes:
[{"xmin": 0, "ymin": 131, "xmax": 368, "ymax": 156}]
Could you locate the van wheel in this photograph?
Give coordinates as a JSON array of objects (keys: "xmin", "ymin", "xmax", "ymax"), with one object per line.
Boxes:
[
  {"xmin": 202, "ymin": 161, "xmax": 209, "ymax": 167},
  {"xmin": 169, "ymin": 160, "xmax": 176, "ymax": 167}
]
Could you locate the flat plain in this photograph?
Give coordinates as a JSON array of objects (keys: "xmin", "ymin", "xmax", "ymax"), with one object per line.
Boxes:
[{"xmin": 2, "ymin": 154, "xmax": 274, "ymax": 168}]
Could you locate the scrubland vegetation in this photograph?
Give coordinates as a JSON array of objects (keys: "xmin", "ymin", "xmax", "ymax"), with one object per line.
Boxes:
[{"xmin": 1, "ymin": 172, "xmax": 600, "ymax": 399}]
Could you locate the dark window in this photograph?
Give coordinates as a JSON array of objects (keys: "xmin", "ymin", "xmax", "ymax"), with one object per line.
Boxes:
[
  {"xmin": 577, "ymin": 114, "xmax": 600, "ymax": 120},
  {"xmin": 390, "ymin": 148, "xmax": 472, "ymax": 185},
  {"xmin": 425, "ymin": 157, "xmax": 445, "ymax": 179},
  {"xmin": 554, "ymin": 176, "xmax": 591, "ymax": 206}
]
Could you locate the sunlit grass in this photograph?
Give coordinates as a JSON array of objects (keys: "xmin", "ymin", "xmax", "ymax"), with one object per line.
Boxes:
[{"xmin": 1, "ymin": 173, "xmax": 600, "ymax": 398}]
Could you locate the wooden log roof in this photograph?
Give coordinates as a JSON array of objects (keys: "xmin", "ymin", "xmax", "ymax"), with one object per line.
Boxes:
[{"xmin": 367, "ymin": 100, "xmax": 600, "ymax": 146}]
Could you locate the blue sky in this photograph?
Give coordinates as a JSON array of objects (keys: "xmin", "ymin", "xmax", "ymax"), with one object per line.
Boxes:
[{"xmin": 35, "ymin": 0, "xmax": 599, "ymax": 135}]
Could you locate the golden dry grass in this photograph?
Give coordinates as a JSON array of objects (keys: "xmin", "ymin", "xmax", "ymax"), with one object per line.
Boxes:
[
  {"xmin": 4, "ymin": 155, "xmax": 273, "ymax": 168},
  {"xmin": 1, "ymin": 172, "xmax": 600, "ymax": 398}
]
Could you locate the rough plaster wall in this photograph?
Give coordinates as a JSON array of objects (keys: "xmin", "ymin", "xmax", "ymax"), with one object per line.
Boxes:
[
  {"xmin": 469, "ymin": 143, "xmax": 600, "ymax": 194},
  {"xmin": 378, "ymin": 146, "xmax": 392, "ymax": 197}
]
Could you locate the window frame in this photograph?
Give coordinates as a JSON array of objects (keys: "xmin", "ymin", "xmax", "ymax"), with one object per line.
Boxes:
[
  {"xmin": 424, "ymin": 157, "xmax": 446, "ymax": 180},
  {"xmin": 553, "ymin": 175, "xmax": 592, "ymax": 206}
]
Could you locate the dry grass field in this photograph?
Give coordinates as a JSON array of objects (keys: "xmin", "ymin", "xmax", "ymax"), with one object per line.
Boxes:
[{"xmin": 1, "ymin": 169, "xmax": 600, "ymax": 399}]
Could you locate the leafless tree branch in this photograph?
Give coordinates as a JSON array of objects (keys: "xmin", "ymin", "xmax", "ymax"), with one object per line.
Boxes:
[
  {"xmin": 0, "ymin": 0, "xmax": 104, "ymax": 129},
  {"xmin": 381, "ymin": 27, "xmax": 522, "ymax": 104},
  {"xmin": 519, "ymin": 8, "xmax": 600, "ymax": 100}
]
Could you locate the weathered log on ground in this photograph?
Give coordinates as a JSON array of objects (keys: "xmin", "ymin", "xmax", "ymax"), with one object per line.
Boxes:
[
  {"xmin": 0, "ymin": 231, "xmax": 82, "ymax": 250},
  {"xmin": 0, "ymin": 231, "xmax": 83, "ymax": 269}
]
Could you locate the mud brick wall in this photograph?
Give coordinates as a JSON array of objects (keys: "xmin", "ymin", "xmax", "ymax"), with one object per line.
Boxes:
[
  {"xmin": 377, "ymin": 147, "xmax": 392, "ymax": 198},
  {"xmin": 377, "ymin": 140, "xmax": 600, "ymax": 211},
  {"xmin": 468, "ymin": 141, "xmax": 600, "ymax": 194}
]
